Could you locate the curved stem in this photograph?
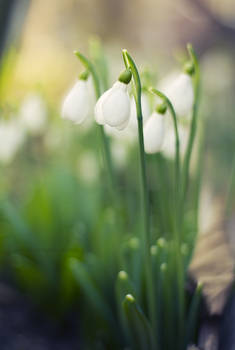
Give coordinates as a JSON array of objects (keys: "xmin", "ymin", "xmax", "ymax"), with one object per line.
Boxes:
[
  {"xmin": 149, "ymin": 87, "xmax": 185, "ymax": 348},
  {"xmin": 181, "ymin": 45, "xmax": 200, "ymax": 216},
  {"xmin": 122, "ymin": 50, "xmax": 157, "ymax": 339},
  {"xmin": 122, "ymin": 50, "xmax": 129, "ymax": 71},
  {"xmin": 122, "ymin": 50, "xmax": 148, "ymax": 237},
  {"xmin": 74, "ymin": 51, "xmax": 114, "ymax": 190},
  {"xmin": 149, "ymin": 88, "xmax": 181, "ymax": 204},
  {"xmin": 74, "ymin": 51, "xmax": 101, "ymax": 99}
]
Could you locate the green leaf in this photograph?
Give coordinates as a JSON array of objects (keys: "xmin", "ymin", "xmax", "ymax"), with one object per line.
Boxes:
[
  {"xmin": 115, "ymin": 270, "xmax": 137, "ymax": 338},
  {"xmin": 11, "ymin": 254, "xmax": 48, "ymax": 297},
  {"xmin": 122, "ymin": 294, "xmax": 155, "ymax": 350},
  {"xmin": 185, "ymin": 283, "xmax": 203, "ymax": 347},
  {"xmin": 70, "ymin": 258, "xmax": 115, "ymax": 327}
]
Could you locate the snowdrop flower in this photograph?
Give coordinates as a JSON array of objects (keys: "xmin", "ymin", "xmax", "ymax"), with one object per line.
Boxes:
[
  {"xmin": 162, "ymin": 123, "xmax": 189, "ymax": 159},
  {"xmin": 62, "ymin": 72, "xmax": 95, "ymax": 124},
  {"xmin": 0, "ymin": 120, "xmax": 25, "ymax": 164},
  {"xmin": 95, "ymin": 69, "xmax": 132, "ymax": 129},
  {"xmin": 19, "ymin": 94, "xmax": 47, "ymax": 134},
  {"xmin": 128, "ymin": 93, "xmax": 151, "ymax": 131},
  {"xmin": 158, "ymin": 72, "xmax": 194, "ymax": 117},
  {"xmin": 143, "ymin": 112, "xmax": 165, "ymax": 154}
]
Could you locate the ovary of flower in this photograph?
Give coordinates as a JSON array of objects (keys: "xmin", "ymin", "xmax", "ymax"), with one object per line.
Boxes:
[
  {"xmin": 95, "ymin": 81, "xmax": 130, "ymax": 128},
  {"xmin": 128, "ymin": 94, "xmax": 151, "ymax": 130},
  {"xmin": 62, "ymin": 80, "xmax": 92, "ymax": 124},
  {"xmin": 0, "ymin": 121, "xmax": 25, "ymax": 163},
  {"xmin": 143, "ymin": 112, "xmax": 165, "ymax": 154},
  {"xmin": 19, "ymin": 94, "xmax": 47, "ymax": 134},
  {"xmin": 158, "ymin": 72, "xmax": 194, "ymax": 117}
]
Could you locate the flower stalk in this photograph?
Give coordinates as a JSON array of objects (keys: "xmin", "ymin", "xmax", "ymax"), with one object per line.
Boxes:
[
  {"xmin": 74, "ymin": 51, "xmax": 115, "ymax": 192},
  {"xmin": 181, "ymin": 44, "xmax": 200, "ymax": 218},
  {"xmin": 122, "ymin": 49, "xmax": 157, "ymax": 339},
  {"xmin": 149, "ymin": 87, "xmax": 180, "ymax": 207}
]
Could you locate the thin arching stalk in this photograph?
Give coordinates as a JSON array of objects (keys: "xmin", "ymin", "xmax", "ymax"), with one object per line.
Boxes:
[
  {"xmin": 74, "ymin": 51, "xmax": 115, "ymax": 192},
  {"xmin": 149, "ymin": 88, "xmax": 181, "ymax": 210},
  {"xmin": 149, "ymin": 87, "xmax": 186, "ymax": 345},
  {"xmin": 122, "ymin": 49, "xmax": 157, "ymax": 341},
  {"xmin": 181, "ymin": 45, "xmax": 200, "ymax": 218}
]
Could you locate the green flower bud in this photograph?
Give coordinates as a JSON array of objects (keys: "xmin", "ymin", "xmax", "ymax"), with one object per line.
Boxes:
[
  {"xmin": 157, "ymin": 237, "xmax": 166, "ymax": 248},
  {"xmin": 79, "ymin": 70, "xmax": 89, "ymax": 81},
  {"xmin": 125, "ymin": 294, "xmax": 135, "ymax": 303},
  {"xmin": 160, "ymin": 263, "xmax": 167, "ymax": 272},
  {"xmin": 118, "ymin": 270, "xmax": 128, "ymax": 281},
  {"xmin": 118, "ymin": 69, "xmax": 132, "ymax": 84},
  {"xmin": 184, "ymin": 61, "xmax": 195, "ymax": 76},
  {"xmin": 150, "ymin": 245, "xmax": 158, "ymax": 256},
  {"xmin": 129, "ymin": 237, "xmax": 139, "ymax": 250},
  {"xmin": 156, "ymin": 102, "xmax": 167, "ymax": 115}
]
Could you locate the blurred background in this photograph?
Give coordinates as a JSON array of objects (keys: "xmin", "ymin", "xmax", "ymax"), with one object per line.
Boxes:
[
  {"xmin": 0, "ymin": 0, "xmax": 235, "ymax": 348},
  {"xmin": 1, "ymin": 0, "xmax": 235, "ymax": 191}
]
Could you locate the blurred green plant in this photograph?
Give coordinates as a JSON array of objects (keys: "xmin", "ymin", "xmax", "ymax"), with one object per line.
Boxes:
[
  {"xmin": 0, "ymin": 39, "xmax": 222, "ymax": 350},
  {"xmin": 60, "ymin": 42, "xmax": 204, "ymax": 349}
]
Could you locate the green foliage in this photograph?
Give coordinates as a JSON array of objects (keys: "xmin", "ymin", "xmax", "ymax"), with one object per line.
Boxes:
[{"xmin": 0, "ymin": 41, "xmax": 222, "ymax": 349}]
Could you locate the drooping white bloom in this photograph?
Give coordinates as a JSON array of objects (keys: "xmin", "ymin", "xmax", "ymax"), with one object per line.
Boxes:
[
  {"xmin": 86, "ymin": 76, "xmax": 96, "ymax": 109},
  {"xmin": 128, "ymin": 94, "xmax": 151, "ymax": 130},
  {"xmin": 158, "ymin": 72, "xmax": 194, "ymax": 117},
  {"xmin": 143, "ymin": 112, "xmax": 165, "ymax": 154},
  {"xmin": 162, "ymin": 122, "xmax": 189, "ymax": 159},
  {"xmin": 19, "ymin": 94, "xmax": 47, "ymax": 134},
  {"xmin": 95, "ymin": 81, "xmax": 130, "ymax": 128},
  {"xmin": 95, "ymin": 89, "xmax": 110, "ymax": 125},
  {"xmin": 62, "ymin": 79, "xmax": 94, "ymax": 124},
  {"xmin": 0, "ymin": 120, "xmax": 25, "ymax": 163}
]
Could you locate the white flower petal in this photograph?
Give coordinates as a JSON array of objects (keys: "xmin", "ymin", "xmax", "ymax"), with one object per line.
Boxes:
[
  {"xmin": 86, "ymin": 76, "xmax": 96, "ymax": 118},
  {"xmin": 19, "ymin": 94, "xmax": 47, "ymax": 134},
  {"xmin": 94, "ymin": 89, "xmax": 110, "ymax": 125},
  {"xmin": 95, "ymin": 81, "xmax": 130, "ymax": 128},
  {"xmin": 143, "ymin": 112, "xmax": 165, "ymax": 154},
  {"xmin": 162, "ymin": 123, "xmax": 189, "ymax": 159},
  {"xmin": 0, "ymin": 121, "xmax": 25, "ymax": 163},
  {"xmin": 158, "ymin": 72, "xmax": 194, "ymax": 117},
  {"xmin": 116, "ymin": 117, "xmax": 130, "ymax": 131},
  {"xmin": 62, "ymin": 80, "xmax": 90, "ymax": 124}
]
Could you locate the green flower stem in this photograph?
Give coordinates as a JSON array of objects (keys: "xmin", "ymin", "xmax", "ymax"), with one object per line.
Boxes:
[
  {"xmin": 181, "ymin": 45, "xmax": 200, "ymax": 219},
  {"xmin": 149, "ymin": 88, "xmax": 184, "ymax": 346},
  {"xmin": 184, "ymin": 282, "xmax": 202, "ymax": 348},
  {"xmin": 74, "ymin": 51, "xmax": 100, "ymax": 98},
  {"xmin": 89, "ymin": 37, "xmax": 109, "ymax": 91},
  {"xmin": 178, "ymin": 44, "xmax": 200, "ymax": 347},
  {"xmin": 122, "ymin": 49, "xmax": 157, "ymax": 339},
  {"xmin": 192, "ymin": 123, "xmax": 205, "ymax": 232},
  {"xmin": 74, "ymin": 51, "xmax": 115, "ymax": 192},
  {"xmin": 149, "ymin": 88, "xmax": 181, "ymax": 212}
]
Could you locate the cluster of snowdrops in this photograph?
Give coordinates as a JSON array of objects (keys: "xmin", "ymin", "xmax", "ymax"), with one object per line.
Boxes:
[
  {"xmin": 62, "ymin": 50, "xmax": 194, "ymax": 156},
  {"xmin": 58, "ymin": 45, "xmax": 203, "ymax": 350}
]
